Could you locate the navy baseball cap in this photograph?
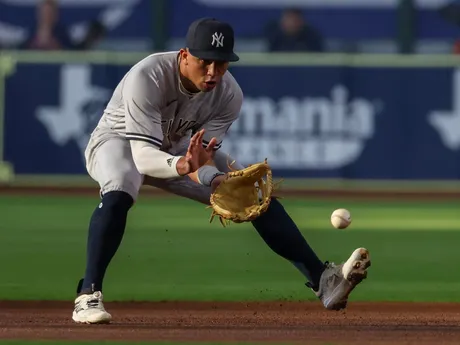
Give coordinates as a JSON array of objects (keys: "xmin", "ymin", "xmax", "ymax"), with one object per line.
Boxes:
[{"xmin": 186, "ymin": 17, "xmax": 239, "ymax": 62}]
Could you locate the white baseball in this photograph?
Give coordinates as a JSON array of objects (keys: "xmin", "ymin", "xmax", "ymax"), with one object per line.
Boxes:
[{"xmin": 330, "ymin": 208, "xmax": 352, "ymax": 229}]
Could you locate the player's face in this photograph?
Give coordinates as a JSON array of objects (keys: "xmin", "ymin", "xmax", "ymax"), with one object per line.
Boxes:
[{"xmin": 181, "ymin": 50, "xmax": 230, "ymax": 92}]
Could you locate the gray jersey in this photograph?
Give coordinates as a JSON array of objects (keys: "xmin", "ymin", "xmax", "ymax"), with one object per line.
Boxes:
[{"xmin": 93, "ymin": 51, "xmax": 243, "ymax": 155}]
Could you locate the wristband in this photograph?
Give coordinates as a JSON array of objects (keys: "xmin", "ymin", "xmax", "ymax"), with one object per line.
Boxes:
[{"xmin": 197, "ymin": 165, "xmax": 225, "ymax": 186}]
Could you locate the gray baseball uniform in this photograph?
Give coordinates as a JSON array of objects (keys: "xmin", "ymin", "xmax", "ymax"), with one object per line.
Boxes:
[{"xmin": 84, "ymin": 51, "xmax": 244, "ymax": 202}]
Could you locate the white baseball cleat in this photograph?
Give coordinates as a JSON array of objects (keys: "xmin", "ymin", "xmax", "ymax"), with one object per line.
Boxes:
[
  {"xmin": 312, "ymin": 247, "xmax": 371, "ymax": 311},
  {"xmin": 72, "ymin": 291, "xmax": 112, "ymax": 324}
]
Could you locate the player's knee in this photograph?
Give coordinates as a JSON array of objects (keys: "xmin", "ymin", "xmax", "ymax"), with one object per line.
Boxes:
[
  {"xmin": 269, "ymin": 197, "xmax": 284, "ymax": 209},
  {"xmin": 253, "ymin": 197, "xmax": 286, "ymax": 222},
  {"xmin": 100, "ymin": 191, "xmax": 134, "ymax": 213},
  {"xmin": 101, "ymin": 176, "xmax": 142, "ymax": 201}
]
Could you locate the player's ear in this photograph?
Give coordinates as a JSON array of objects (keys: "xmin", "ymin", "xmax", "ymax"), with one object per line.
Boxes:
[{"xmin": 179, "ymin": 48, "xmax": 188, "ymax": 63}]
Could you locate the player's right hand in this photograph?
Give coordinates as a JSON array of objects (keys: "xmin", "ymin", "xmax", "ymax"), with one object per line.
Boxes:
[{"xmin": 176, "ymin": 129, "xmax": 217, "ymax": 176}]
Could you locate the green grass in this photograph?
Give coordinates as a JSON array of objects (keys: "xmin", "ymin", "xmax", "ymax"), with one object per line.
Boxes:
[{"xmin": 0, "ymin": 195, "xmax": 459, "ymax": 303}]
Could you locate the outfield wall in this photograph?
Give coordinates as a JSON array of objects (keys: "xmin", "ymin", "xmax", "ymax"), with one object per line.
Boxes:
[{"xmin": 0, "ymin": 51, "xmax": 459, "ymax": 188}]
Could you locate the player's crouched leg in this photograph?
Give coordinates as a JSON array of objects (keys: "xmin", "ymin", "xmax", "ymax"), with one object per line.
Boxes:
[
  {"xmin": 212, "ymin": 151, "xmax": 370, "ymax": 310},
  {"xmin": 73, "ymin": 190, "xmax": 135, "ymax": 324},
  {"xmin": 251, "ymin": 198, "xmax": 371, "ymax": 310},
  {"xmin": 74, "ymin": 137, "xmax": 142, "ymax": 324},
  {"xmin": 249, "ymin": 197, "xmax": 326, "ymax": 291}
]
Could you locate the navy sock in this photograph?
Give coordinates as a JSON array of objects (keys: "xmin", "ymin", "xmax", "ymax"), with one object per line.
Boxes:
[
  {"xmin": 251, "ymin": 198, "xmax": 325, "ymax": 290},
  {"xmin": 78, "ymin": 191, "xmax": 134, "ymax": 294}
]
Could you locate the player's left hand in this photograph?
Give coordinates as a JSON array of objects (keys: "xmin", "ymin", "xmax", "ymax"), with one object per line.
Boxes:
[
  {"xmin": 211, "ymin": 173, "xmax": 227, "ymax": 193},
  {"xmin": 207, "ymin": 159, "xmax": 280, "ymax": 227}
]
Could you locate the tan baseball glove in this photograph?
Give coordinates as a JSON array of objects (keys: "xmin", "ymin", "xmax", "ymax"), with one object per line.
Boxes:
[{"xmin": 208, "ymin": 158, "xmax": 281, "ymax": 227}]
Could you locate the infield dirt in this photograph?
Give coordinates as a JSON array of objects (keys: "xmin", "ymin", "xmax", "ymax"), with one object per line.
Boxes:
[{"xmin": 1, "ymin": 301, "xmax": 460, "ymax": 344}]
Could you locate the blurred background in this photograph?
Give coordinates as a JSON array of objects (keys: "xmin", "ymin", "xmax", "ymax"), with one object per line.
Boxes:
[
  {"xmin": 2, "ymin": 0, "xmax": 460, "ymax": 54},
  {"xmin": 0, "ymin": 0, "xmax": 460, "ymax": 184}
]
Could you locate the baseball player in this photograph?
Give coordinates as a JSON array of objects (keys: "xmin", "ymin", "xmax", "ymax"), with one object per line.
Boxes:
[{"xmin": 72, "ymin": 17, "xmax": 371, "ymax": 324}]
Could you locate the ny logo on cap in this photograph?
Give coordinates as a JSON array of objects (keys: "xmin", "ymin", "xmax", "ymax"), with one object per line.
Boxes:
[{"xmin": 211, "ymin": 32, "xmax": 224, "ymax": 48}]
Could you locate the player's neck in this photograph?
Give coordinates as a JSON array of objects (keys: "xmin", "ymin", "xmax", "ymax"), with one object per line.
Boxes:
[
  {"xmin": 179, "ymin": 73, "xmax": 199, "ymax": 95},
  {"xmin": 178, "ymin": 56, "xmax": 200, "ymax": 95}
]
